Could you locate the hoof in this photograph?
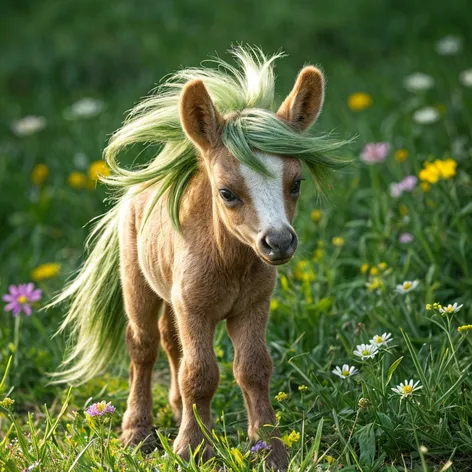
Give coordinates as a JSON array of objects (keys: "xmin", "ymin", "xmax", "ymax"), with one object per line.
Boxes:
[
  {"xmin": 120, "ymin": 427, "xmax": 158, "ymax": 453},
  {"xmin": 266, "ymin": 440, "xmax": 289, "ymax": 472},
  {"xmin": 173, "ymin": 435, "xmax": 213, "ymax": 463}
]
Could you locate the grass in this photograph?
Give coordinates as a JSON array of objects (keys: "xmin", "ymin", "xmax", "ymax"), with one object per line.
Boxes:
[{"xmin": 1, "ymin": 0, "xmax": 472, "ymax": 470}]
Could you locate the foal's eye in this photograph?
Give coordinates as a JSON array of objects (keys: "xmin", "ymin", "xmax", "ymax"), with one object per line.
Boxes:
[
  {"xmin": 291, "ymin": 179, "xmax": 303, "ymax": 196},
  {"xmin": 219, "ymin": 188, "xmax": 238, "ymax": 203}
]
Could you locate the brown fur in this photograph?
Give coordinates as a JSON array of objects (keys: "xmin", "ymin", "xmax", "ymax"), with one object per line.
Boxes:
[{"xmin": 119, "ymin": 67, "xmax": 324, "ymax": 471}]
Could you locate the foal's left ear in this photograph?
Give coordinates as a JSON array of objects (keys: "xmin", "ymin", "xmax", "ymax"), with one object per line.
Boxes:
[
  {"xmin": 277, "ymin": 66, "xmax": 325, "ymax": 131},
  {"xmin": 180, "ymin": 79, "xmax": 224, "ymax": 153}
]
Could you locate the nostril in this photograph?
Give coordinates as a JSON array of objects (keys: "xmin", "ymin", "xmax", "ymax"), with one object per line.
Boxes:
[{"xmin": 263, "ymin": 235, "xmax": 276, "ymax": 251}]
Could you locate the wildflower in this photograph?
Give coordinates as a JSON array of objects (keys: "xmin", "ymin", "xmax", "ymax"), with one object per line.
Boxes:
[
  {"xmin": 31, "ymin": 263, "xmax": 61, "ymax": 281},
  {"xmin": 426, "ymin": 304, "xmax": 432, "ymax": 310},
  {"xmin": 458, "ymin": 325, "xmax": 472, "ymax": 334},
  {"xmin": 378, "ymin": 262, "xmax": 387, "ymax": 271},
  {"xmin": 347, "ymin": 92, "xmax": 372, "ymax": 111},
  {"xmin": 332, "ymin": 364, "xmax": 358, "ymax": 379},
  {"xmin": 360, "ymin": 263, "xmax": 370, "ymax": 274},
  {"xmin": 282, "ymin": 430, "xmax": 300, "ymax": 447},
  {"xmin": 459, "ymin": 69, "xmax": 472, "ymax": 87},
  {"xmin": 250, "ymin": 440, "xmax": 270, "ymax": 454},
  {"xmin": 435, "ymin": 158, "xmax": 457, "ymax": 179},
  {"xmin": 353, "ymin": 343, "xmax": 379, "ymax": 360},
  {"xmin": 3, "ymin": 283, "xmax": 42, "ymax": 316},
  {"xmin": 85, "ymin": 401, "xmax": 116, "ymax": 417},
  {"xmin": 420, "ymin": 182, "xmax": 431, "ymax": 192},
  {"xmin": 294, "ymin": 260, "xmax": 315, "ymax": 282},
  {"xmin": 360, "ymin": 142, "xmax": 389, "ymax": 164},
  {"xmin": 370, "ymin": 333, "xmax": 392, "ymax": 346},
  {"xmin": 67, "ymin": 171, "xmax": 87, "ymax": 189},
  {"xmin": 366, "ymin": 277, "xmax": 383, "ymax": 292},
  {"xmin": 0, "ymin": 398, "xmax": 15, "ymax": 409},
  {"xmin": 413, "ymin": 107, "xmax": 440, "ymax": 124},
  {"xmin": 11, "ymin": 116, "xmax": 46, "ymax": 136},
  {"xmin": 276, "ymin": 411, "xmax": 282, "ymax": 422},
  {"xmin": 270, "ymin": 299, "xmax": 279, "ymax": 311},
  {"xmin": 65, "ymin": 98, "xmax": 104, "ymax": 120},
  {"xmin": 358, "ymin": 398, "xmax": 371, "ymax": 410},
  {"xmin": 298, "ymin": 385, "xmax": 308, "ymax": 392},
  {"xmin": 332, "ymin": 236, "xmax": 344, "ymax": 248},
  {"xmin": 394, "ymin": 148, "xmax": 409, "ymax": 162},
  {"xmin": 325, "ymin": 455, "xmax": 335, "ymax": 465},
  {"xmin": 370, "ymin": 266, "xmax": 379, "ymax": 276},
  {"xmin": 392, "ymin": 379, "xmax": 423, "ymax": 398},
  {"xmin": 280, "ymin": 275, "xmax": 289, "ymax": 291},
  {"xmin": 403, "ymin": 73, "xmax": 435, "ymax": 92},
  {"xmin": 439, "ymin": 303, "xmax": 463, "ymax": 315},
  {"xmin": 399, "ymin": 232, "xmax": 414, "ymax": 244},
  {"xmin": 31, "ymin": 164, "xmax": 49, "ymax": 186},
  {"xmin": 396, "ymin": 280, "xmax": 419, "ymax": 294},
  {"xmin": 436, "ymin": 35, "xmax": 462, "ymax": 55},
  {"xmin": 275, "ymin": 392, "xmax": 288, "ymax": 402},
  {"xmin": 310, "ymin": 209, "xmax": 322, "ymax": 222},
  {"xmin": 88, "ymin": 160, "xmax": 110, "ymax": 181}
]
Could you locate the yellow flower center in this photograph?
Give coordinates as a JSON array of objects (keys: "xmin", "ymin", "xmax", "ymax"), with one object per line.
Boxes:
[
  {"xmin": 17, "ymin": 295, "xmax": 28, "ymax": 304},
  {"xmin": 445, "ymin": 305, "xmax": 453, "ymax": 313},
  {"xmin": 342, "ymin": 370, "xmax": 350, "ymax": 376},
  {"xmin": 374, "ymin": 336, "xmax": 382, "ymax": 343},
  {"xmin": 96, "ymin": 402, "xmax": 106, "ymax": 412},
  {"xmin": 362, "ymin": 349, "xmax": 370, "ymax": 356},
  {"xmin": 402, "ymin": 385, "xmax": 413, "ymax": 394},
  {"xmin": 403, "ymin": 282, "xmax": 412, "ymax": 290}
]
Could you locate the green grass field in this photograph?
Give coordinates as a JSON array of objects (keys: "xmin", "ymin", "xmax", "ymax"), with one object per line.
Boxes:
[{"xmin": 1, "ymin": 0, "xmax": 472, "ymax": 470}]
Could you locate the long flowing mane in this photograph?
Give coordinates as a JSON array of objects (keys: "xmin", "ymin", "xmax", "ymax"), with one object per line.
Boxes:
[{"xmin": 103, "ymin": 45, "xmax": 349, "ymax": 229}]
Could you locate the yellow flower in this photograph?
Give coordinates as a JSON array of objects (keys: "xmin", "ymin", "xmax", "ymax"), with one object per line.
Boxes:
[
  {"xmin": 332, "ymin": 236, "xmax": 344, "ymax": 247},
  {"xmin": 378, "ymin": 262, "xmax": 387, "ymax": 271},
  {"xmin": 420, "ymin": 182, "xmax": 431, "ymax": 192},
  {"xmin": 370, "ymin": 266, "xmax": 379, "ymax": 276},
  {"xmin": 31, "ymin": 263, "xmax": 61, "ymax": 281},
  {"xmin": 280, "ymin": 275, "xmax": 289, "ymax": 292},
  {"xmin": 275, "ymin": 392, "xmax": 288, "ymax": 402},
  {"xmin": 270, "ymin": 299, "xmax": 279, "ymax": 311},
  {"xmin": 282, "ymin": 430, "xmax": 301, "ymax": 447},
  {"xmin": 0, "ymin": 397, "xmax": 14, "ymax": 409},
  {"xmin": 310, "ymin": 209, "xmax": 322, "ymax": 222},
  {"xmin": 394, "ymin": 149, "xmax": 408, "ymax": 162},
  {"xmin": 360, "ymin": 263, "xmax": 370, "ymax": 274},
  {"xmin": 419, "ymin": 158, "xmax": 457, "ymax": 185},
  {"xmin": 276, "ymin": 411, "xmax": 282, "ymax": 422},
  {"xmin": 31, "ymin": 163, "xmax": 49, "ymax": 186},
  {"xmin": 298, "ymin": 385, "xmax": 308, "ymax": 392},
  {"xmin": 367, "ymin": 277, "xmax": 383, "ymax": 291},
  {"xmin": 435, "ymin": 158, "xmax": 457, "ymax": 179},
  {"xmin": 68, "ymin": 171, "xmax": 88, "ymax": 189},
  {"xmin": 214, "ymin": 346, "xmax": 224, "ymax": 358},
  {"xmin": 88, "ymin": 160, "xmax": 110, "ymax": 180},
  {"xmin": 313, "ymin": 247, "xmax": 325, "ymax": 262},
  {"xmin": 426, "ymin": 304, "xmax": 432, "ymax": 310},
  {"xmin": 347, "ymin": 92, "xmax": 373, "ymax": 111},
  {"xmin": 458, "ymin": 325, "xmax": 472, "ymax": 334},
  {"xmin": 325, "ymin": 455, "xmax": 335, "ymax": 465}
]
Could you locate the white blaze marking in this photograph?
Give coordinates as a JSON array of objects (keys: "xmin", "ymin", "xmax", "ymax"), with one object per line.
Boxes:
[{"xmin": 240, "ymin": 153, "xmax": 289, "ymax": 231}]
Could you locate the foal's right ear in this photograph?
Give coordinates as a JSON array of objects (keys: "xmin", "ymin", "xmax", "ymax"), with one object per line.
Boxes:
[{"xmin": 180, "ymin": 79, "xmax": 223, "ymax": 153}]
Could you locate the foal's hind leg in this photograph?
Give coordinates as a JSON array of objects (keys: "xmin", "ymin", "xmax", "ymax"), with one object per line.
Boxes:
[
  {"xmin": 120, "ymin": 216, "xmax": 162, "ymax": 450},
  {"xmin": 158, "ymin": 303, "xmax": 182, "ymax": 422},
  {"xmin": 227, "ymin": 302, "xmax": 288, "ymax": 471}
]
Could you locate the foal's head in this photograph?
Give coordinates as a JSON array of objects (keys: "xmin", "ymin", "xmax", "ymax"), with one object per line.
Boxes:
[{"xmin": 180, "ymin": 66, "xmax": 324, "ymax": 265}]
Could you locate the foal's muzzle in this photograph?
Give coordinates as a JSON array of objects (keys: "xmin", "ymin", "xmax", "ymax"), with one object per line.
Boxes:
[{"xmin": 257, "ymin": 227, "xmax": 298, "ymax": 265}]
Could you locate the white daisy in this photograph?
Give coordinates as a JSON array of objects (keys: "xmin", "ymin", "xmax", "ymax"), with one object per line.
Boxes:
[
  {"xmin": 11, "ymin": 116, "xmax": 46, "ymax": 136},
  {"xmin": 370, "ymin": 333, "xmax": 393, "ymax": 347},
  {"xmin": 439, "ymin": 303, "xmax": 463, "ymax": 315},
  {"xmin": 436, "ymin": 35, "xmax": 462, "ymax": 55},
  {"xmin": 392, "ymin": 379, "xmax": 423, "ymax": 398},
  {"xmin": 332, "ymin": 364, "xmax": 358, "ymax": 379},
  {"xmin": 353, "ymin": 344, "xmax": 379, "ymax": 360},
  {"xmin": 459, "ymin": 69, "xmax": 472, "ymax": 88},
  {"xmin": 65, "ymin": 98, "xmax": 104, "ymax": 120},
  {"xmin": 412, "ymin": 107, "xmax": 440, "ymax": 125},
  {"xmin": 396, "ymin": 280, "xmax": 419, "ymax": 295},
  {"xmin": 403, "ymin": 73, "xmax": 435, "ymax": 92}
]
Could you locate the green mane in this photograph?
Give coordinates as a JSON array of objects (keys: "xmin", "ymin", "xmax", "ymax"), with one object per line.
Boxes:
[{"xmin": 103, "ymin": 45, "xmax": 349, "ymax": 229}]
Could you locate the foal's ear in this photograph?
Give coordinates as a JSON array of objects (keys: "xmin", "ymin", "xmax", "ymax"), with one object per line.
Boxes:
[
  {"xmin": 277, "ymin": 66, "xmax": 325, "ymax": 131},
  {"xmin": 180, "ymin": 79, "xmax": 223, "ymax": 152}
]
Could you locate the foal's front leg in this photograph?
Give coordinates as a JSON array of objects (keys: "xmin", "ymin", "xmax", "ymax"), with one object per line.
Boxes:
[
  {"xmin": 227, "ymin": 303, "xmax": 288, "ymax": 471},
  {"xmin": 171, "ymin": 296, "xmax": 219, "ymax": 461}
]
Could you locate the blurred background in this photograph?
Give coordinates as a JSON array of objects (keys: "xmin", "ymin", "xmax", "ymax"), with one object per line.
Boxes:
[{"xmin": 1, "ymin": 0, "xmax": 472, "ymax": 436}]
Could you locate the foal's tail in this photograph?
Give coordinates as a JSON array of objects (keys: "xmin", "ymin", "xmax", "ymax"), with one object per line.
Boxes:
[{"xmin": 48, "ymin": 205, "xmax": 127, "ymax": 385}]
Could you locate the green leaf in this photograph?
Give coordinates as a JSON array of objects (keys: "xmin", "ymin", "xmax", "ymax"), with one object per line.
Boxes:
[
  {"xmin": 356, "ymin": 423, "xmax": 376, "ymax": 466},
  {"xmin": 386, "ymin": 356, "xmax": 404, "ymax": 386}
]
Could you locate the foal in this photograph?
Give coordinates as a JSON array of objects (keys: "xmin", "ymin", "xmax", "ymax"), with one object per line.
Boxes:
[{"xmin": 53, "ymin": 48, "xmax": 345, "ymax": 471}]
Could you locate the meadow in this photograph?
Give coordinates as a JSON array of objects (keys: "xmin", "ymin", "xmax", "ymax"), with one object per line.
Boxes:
[{"xmin": 1, "ymin": 0, "xmax": 472, "ymax": 470}]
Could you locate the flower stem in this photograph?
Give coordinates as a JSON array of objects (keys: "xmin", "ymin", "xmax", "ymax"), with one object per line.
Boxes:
[{"xmin": 13, "ymin": 316, "xmax": 21, "ymax": 368}]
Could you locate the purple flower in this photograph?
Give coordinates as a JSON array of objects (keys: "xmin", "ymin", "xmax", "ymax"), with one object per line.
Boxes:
[
  {"xmin": 390, "ymin": 175, "xmax": 418, "ymax": 198},
  {"xmin": 2, "ymin": 283, "xmax": 42, "ymax": 316},
  {"xmin": 85, "ymin": 401, "xmax": 116, "ymax": 417},
  {"xmin": 360, "ymin": 143, "xmax": 390, "ymax": 164},
  {"xmin": 251, "ymin": 440, "xmax": 270, "ymax": 454},
  {"xmin": 399, "ymin": 233, "xmax": 414, "ymax": 244}
]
